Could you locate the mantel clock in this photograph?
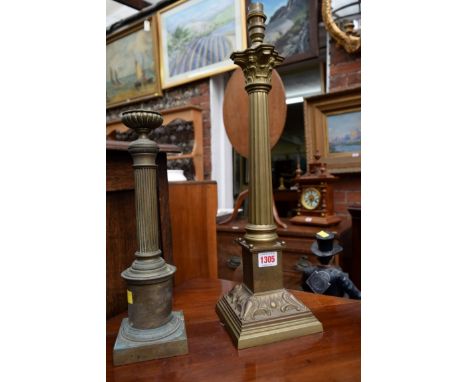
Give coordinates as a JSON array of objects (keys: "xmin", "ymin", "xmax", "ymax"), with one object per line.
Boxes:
[{"xmin": 290, "ymin": 152, "xmax": 342, "ymax": 226}]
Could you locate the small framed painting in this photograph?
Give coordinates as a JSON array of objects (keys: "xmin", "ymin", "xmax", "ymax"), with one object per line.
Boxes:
[
  {"xmin": 247, "ymin": 0, "xmax": 319, "ymax": 65},
  {"xmin": 157, "ymin": 0, "xmax": 247, "ymax": 89},
  {"xmin": 106, "ymin": 16, "xmax": 162, "ymax": 108},
  {"xmin": 304, "ymin": 88, "xmax": 361, "ymax": 172}
]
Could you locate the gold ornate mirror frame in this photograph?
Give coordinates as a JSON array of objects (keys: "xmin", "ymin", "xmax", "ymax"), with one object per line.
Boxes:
[{"xmin": 322, "ymin": 0, "xmax": 361, "ymax": 53}]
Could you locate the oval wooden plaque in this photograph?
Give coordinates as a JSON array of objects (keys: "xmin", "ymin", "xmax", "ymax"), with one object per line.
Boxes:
[{"xmin": 223, "ymin": 68, "xmax": 287, "ymax": 158}]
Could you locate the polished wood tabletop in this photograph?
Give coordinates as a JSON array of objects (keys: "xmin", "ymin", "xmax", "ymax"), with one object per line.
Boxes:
[{"xmin": 107, "ymin": 278, "xmax": 360, "ymax": 382}]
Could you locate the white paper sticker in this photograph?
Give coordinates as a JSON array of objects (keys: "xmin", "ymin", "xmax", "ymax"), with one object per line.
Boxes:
[
  {"xmin": 352, "ymin": 152, "xmax": 360, "ymax": 157},
  {"xmin": 305, "ymin": 217, "xmax": 313, "ymax": 223},
  {"xmin": 258, "ymin": 252, "xmax": 278, "ymax": 267}
]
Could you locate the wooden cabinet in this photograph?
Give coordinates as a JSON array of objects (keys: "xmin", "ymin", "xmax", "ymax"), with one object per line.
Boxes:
[{"xmin": 217, "ymin": 217, "xmax": 352, "ymax": 290}]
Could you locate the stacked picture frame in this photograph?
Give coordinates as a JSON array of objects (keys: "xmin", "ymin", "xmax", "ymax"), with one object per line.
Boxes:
[{"xmin": 106, "ymin": 0, "xmax": 320, "ymax": 108}]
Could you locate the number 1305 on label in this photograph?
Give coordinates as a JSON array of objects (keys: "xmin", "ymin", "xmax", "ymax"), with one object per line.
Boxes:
[{"xmin": 258, "ymin": 252, "xmax": 278, "ymax": 267}]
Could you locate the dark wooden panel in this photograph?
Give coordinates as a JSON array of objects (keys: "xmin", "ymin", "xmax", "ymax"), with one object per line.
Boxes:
[
  {"xmin": 282, "ymin": 251, "xmax": 313, "ymax": 290},
  {"xmin": 156, "ymin": 152, "xmax": 174, "ymax": 265},
  {"xmin": 107, "ymin": 278, "xmax": 361, "ymax": 381},
  {"xmin": 168, "ymin": 181, "xmax": 218, "ymax": 285},
  {"xmin": 106, "ymin": 190, "xmax": 137, "ymax": 318},
  {"xmin": 216, "ymin": 231, "xmax": 243, "ymax": 283},
  {"xmin": 106, "ymin": 150, "xmax": 134, "ymax": 192}
]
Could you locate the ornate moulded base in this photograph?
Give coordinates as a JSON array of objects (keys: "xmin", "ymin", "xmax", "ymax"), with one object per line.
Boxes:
[
  {"xmin": 113, "ymin": 311, "xmax": 188, "ymax": 366},
  {"xmin": 216, "ymin": 284, "xmax": 323, "ymax": 349}
]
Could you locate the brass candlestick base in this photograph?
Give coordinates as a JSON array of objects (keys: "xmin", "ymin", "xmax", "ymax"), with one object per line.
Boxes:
[
  {"xmin": 113, "ymin": 312, "xmax": 188, "ymax": 366},
  {"xmin": 216, "ymin": 243, "xmax": 322, "ymax": 349},
  {"xmin": 112, "ymin": 110, "xmax": 188, "ymax": 365},
  {"xmin": 216, "ymin": 285, "xmax": 322, "ymax": 349}
]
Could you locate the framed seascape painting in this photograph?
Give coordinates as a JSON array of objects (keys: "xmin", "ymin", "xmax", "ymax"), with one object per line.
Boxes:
[
  {"xmin": 157, "ymin": 0, "xmax": 247, "ymax": 89},
  {"xmin": 304, "ymin": 88, "xmax": 361, "ymax": 172},
  {"xmin": 106, "ymin": 16, "xmax": 162, "ymax": 108},
  {"xmin": 248, "ymin": 0, "xmax": 318, "ymax": 65}
]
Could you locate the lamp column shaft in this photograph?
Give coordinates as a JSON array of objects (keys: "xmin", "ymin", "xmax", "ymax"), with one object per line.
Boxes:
[
  {"xmin": 126, "ymin": 135, "xmax": 174, "ymax": 330},
  {"xmin": 232, "ymin": 2, "xmax": 284, "ymax": 291},
  {"xmin": 248, "ymin": 90, "xmax": 274, "ymax": 228},
  {"xmin": 132, "ymin": 140, "xmax": 160, "ymax": 256},
  {"xmin": 243, "ymin": 83, "xmax": 282, "ymax": 293}
]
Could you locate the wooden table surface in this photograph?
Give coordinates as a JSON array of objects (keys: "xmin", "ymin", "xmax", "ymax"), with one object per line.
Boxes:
[
  {"xmin": 107, "ymin": 278, "xmax": 361, "ymax": 382},
  {"xmin": 216, "ymin": 216, "xmax": 351, "ymax": 239}
]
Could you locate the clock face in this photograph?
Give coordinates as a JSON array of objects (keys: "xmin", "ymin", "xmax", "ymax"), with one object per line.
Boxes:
[{"xmin": 301, "ymin": 187, "xmax": 321, "ymax": 210}]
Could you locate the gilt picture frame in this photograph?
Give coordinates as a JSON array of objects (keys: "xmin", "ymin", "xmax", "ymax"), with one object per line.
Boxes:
[
  {"xmin": 247, "ymin": 0, "xmax": 319, "ymax": 65},
  {"xmin": 157, "ymin": 0, "xmax": 247, "ymax": 89},
  {"xmin": 304, "ymin": 88, "xmax": 361, "ymax": 173},
  {"xmin": 106, "ymin": 16, "xmax": 162, "ymax": 108}
]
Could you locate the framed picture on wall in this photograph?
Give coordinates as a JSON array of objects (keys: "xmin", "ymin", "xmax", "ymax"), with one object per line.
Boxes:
[
  {"xmin": 106, "ymin": 16, "xmax": 162, "ymax": 108},
  {"xmin": 247, "ymin": 0, "xmax": 319, "ymax": 65},
  {"xmin": 157, "ymin": 0, "xmax": 247, "ymax": 89},
  {"xmin": 304, "ymin": 88, "xmax": 361, "ymax": 172}
]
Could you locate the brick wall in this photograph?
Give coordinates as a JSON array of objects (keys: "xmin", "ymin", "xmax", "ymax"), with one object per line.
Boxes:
[
  {"xmin": 329, "ymin": 40, "xmax": 361, "ymax": 92},
  {"xmin": 106, "ymin": 79, "xmax": 212, "ymax": 180},
  {"xmin": 333, "ymin": 173, "xmax": 361, "ymax": 216}
]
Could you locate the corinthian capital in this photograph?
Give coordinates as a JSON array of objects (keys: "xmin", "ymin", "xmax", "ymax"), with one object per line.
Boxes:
[
  {"xmin": 230, "ymin": 2, "xmax": 284, "ymax": 92},
  {"xmin": 231, "ymin": 47, "xmax": 283, "ymax": 92}
]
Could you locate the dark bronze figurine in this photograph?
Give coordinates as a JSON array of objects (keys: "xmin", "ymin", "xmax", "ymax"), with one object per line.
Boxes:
[{"xmin": 302, "ymin": 231, "xmax": 361, "ymax": 300}]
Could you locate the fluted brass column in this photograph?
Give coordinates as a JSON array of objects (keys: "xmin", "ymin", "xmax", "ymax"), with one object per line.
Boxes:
[
  {"xmin": 216, "ymin": 3, "xmax": 323, "ymax": 349},
  {"xmin": 113, "ymin": 110, "xmax": 188, "ymax": 365}
]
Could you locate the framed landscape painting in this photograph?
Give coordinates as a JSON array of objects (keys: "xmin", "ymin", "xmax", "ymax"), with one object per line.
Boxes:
[
  {"xmin": 157, "ymin": 0, "xmax": 247, "ymax": 89},
  {"xmin": 248, "ymin": 0, "xmax": 318, "ymax": 65},
  {"xmin": 304, "ymin": 88, "xmax": 361, "ymax": 172},
  {"xmin": 327, "ymin": 111, "xmax": 361, "ymax": 154},
  {"xmin": 106, "ymin": 16, "xmax": 162, "ymax": 108}
]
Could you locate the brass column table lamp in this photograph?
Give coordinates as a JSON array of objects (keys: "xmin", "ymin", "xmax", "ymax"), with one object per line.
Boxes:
[
  {"xmin": 113, "ymin": 110, "xmax": 188, "ymax": 365},
  {"xmin": 216, "ymin": 2, "xmax": 323, "ymax": 349}
]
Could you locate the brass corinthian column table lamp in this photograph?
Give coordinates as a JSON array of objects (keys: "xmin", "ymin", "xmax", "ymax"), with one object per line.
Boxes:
[
  {"xmin": 113, "ymin": 110, "xmax": 188, "ymax": 365},
  {"xmin": 216, "ymin": 2, "xmax": 323, "ymax": 349}
]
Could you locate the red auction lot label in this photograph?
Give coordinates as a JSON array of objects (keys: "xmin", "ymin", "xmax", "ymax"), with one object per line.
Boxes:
[{"xmin": 258, "ymin": 251, "xmax": 278, "ymax": 267}]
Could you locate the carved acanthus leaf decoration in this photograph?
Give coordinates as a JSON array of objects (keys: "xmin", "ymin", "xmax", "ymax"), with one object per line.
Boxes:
[
  {"xmin": 231, "ymin": 46, "xmax": 283, "ymax": 90},
  {"xmin": 227, "ymin": 284, "xmax": 307, "ymax": 322}
]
